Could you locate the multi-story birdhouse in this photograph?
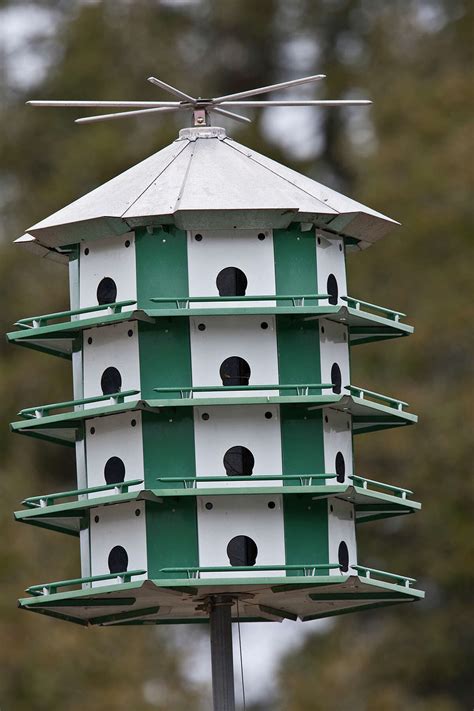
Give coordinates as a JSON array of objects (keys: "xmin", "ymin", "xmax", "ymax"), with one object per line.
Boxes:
[{"xmin": 10, "ymin": 114, "xmax": 423, "ymax": 626}]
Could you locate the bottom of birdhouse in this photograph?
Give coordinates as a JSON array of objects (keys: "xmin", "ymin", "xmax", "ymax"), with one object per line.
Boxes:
[{"xmin": 18, "ymin": 573, "xmax": 423, "ymax": 626}]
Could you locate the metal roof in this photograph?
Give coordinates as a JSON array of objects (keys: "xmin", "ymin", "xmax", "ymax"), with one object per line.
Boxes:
[{"xmin": 20, "ymin": 126, "xmax": 399, "ymax": 251}]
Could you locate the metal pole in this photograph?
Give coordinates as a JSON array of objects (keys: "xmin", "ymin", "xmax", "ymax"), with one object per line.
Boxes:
[{"xmin": 208, "ymin": 596, "xmax": 235, "ymax": 711}]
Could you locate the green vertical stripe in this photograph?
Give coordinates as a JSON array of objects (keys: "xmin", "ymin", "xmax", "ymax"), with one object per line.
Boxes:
[
  {"xmin": 142, "ymin": 410, "xmax": 196, "ymax": 489},
  {"xmin": 135, "ymin": 226, "xmax": 188, "ymax": 307},
  {"xmin": 276, "ymin": 315, "xmax": 321, "ymax": 385},
  {"xmin": 146, "ymin": 499, "xmax": 198, "ymax": 579},
  {"xmin": 283, "ymin": 496, "xmax": 328, "ymax": 576},
  {"xmin": 273, "ymin": 224, "xmax": 318, "ymax": 297},
  {"xmin": 138, "ymin": 320, "xmax": 192, "ymax": 399}
]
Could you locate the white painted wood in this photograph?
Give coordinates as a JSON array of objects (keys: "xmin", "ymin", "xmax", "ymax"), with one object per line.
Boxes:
[
  {"xmin": 319, "ymin": 319, "xmax": 350, "ymax": 395},
  {"xmin": 84, "ymin": 412, "xmax": 144, "ymax": 497},
  {"xmin": 327, "ymin": 498, "xmax": 357, "ymax": 576},
  {"xmin": 323, "ymin": 408, "xmax": 353, "ymax": 484},
  {"xmin": 189, "ymin": 315, "xmax": 278, "ymax": 398},
  {"xmin": 193, "ymin": 405, "xmax": 282, "ymax": 488},
  {"xmin": 78, "ymin": 232, "xmax": 136, "ymax": 319},
  {"xmin": 82, "ymin": 321, "xmax": 141, "ymax": 406},
  {"xmin": 197, "ymin": 494, "xmax": 285, "ymax": 578},
  {"xmin": 187, "ymin": 229, "xmax": 276, "ymax": 307},
  {"xmin": 90, "ymin": 500, "xmax": 147, "ymax": 587},
  {"xmin": 316, "ymin": 232, "xmax": 347, "ymax": 303}
]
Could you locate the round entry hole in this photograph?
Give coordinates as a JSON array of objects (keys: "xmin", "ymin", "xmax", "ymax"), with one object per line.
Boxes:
[
  {"xmin": 104, "ymin": 456, "xmax": 126, "ymax": 485},
  {"xmin": 326, "ymin": 274, "xmax": 338, "ymax": 306},
  {"xmin": 338, "ymin": 541, "xmax": 349, "ymax": 573},
  {"xmin": 331, "ymin": 363, "xmax": 342, "ymax": 395},
  {"xmin": 227, "ymin": 535, "xmax": 258, "ymax": 567},
  {"xmin": 97, "ymin": 277, "xmax": 117, "ymax": 306},
  {"xmin": 216, "ymin": 267, "xmax": 248, "ymax": 297},
  {"xmin": 219, "ymin": 356, "xmax": 250, "ymax": 387},
  {"xmin": 108, "ymin": 545, "xmax": 128, "ymax": 574},
  {"xmin": 101, "ymin": 366, "xmax": 122, "ymax": 395},
  {"xmin": 335, "ymin": 452, "xmax": 345, "ymax": 483},
  {"xmin": 223, "ymin": 446, "xmax": 255, "ymax": 477}
]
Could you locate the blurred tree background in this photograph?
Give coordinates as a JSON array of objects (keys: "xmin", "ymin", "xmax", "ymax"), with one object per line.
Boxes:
[{"xmin": 0, "ymin": 1, "xmax": 472, "ymax": 709}]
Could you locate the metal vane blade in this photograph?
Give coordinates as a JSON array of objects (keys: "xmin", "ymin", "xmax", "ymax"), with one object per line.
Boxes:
[
  {"xmin": 27, "ymin": 100, "xmax": 180, "ymax": 108},
  {"xmin": 147, "ymin": 77, "xmax": 196, "ymax": 103},
  {"xmin": 212, "ymin": 74, "xmax": 326, "ymax": 103},
  {"xmin": 211, "ymin": 107, "xmax": 252, "ymax": 124},
  {"xmin": 221, "ymin": 100, "xmax": 372, "ymax": 107},
  {"xmin": 75, "ymin": 106, "xmax": 184, "ymax": 124}
]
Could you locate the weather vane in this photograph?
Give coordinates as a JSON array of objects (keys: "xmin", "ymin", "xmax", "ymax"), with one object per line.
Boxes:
[{"xmin": 27, "ymin": 73, "xmax": 371, "ymax": 126}]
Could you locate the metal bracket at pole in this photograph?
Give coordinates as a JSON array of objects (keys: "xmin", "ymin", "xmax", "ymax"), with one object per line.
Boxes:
[{"xmin": 207, "ymin": 595, "xmax": 236, "ymax": 711}]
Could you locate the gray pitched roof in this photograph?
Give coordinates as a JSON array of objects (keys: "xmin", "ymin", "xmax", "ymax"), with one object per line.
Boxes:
[{"xmin": 21, "ymin": 126, "xmax": 399, "ymax": 250}]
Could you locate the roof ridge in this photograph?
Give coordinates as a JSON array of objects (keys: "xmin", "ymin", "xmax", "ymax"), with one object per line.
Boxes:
[{"xmin": 121, "ymin": 139, "xmax": 189, "ymax": 219}]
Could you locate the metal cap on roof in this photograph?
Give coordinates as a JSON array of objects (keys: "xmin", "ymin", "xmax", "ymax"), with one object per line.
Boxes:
[{"xmin": 21, "ymin": 125, "xmax": 399, "ymax": 250}]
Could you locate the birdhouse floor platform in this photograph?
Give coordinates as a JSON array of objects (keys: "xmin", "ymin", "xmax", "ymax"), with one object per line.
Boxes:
[
  {"xmin": 11, "ymin": 391, "xmax": 417, "ymax": 447},
  {"xmin": 15, "ymin": 482, "xmax": 420, "ymax": 537},
  {"xmin": 8, "ymin": 300, "xmax": 413, "ymax": 359},
  {"xmin": 18, "ymin": 573, "xmax": 423, "ymax": 626}
]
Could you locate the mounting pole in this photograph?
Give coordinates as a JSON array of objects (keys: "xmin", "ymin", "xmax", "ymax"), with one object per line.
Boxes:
[{"xmin": 208, "ymin": 596, "xmax": 235, "ymax": 711}]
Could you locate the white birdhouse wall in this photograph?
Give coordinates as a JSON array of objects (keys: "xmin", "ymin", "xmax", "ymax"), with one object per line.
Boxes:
[
  {"xmin": 327, "ymin": 498, "xmax": 358, "ymax": 576},
  {"xmin": 78, "ymin": 233, "xmax": 137, "ymax": 318},
  {"xmin": 89, "ymin": 500, "xmax": 147, "ymax": 586}
]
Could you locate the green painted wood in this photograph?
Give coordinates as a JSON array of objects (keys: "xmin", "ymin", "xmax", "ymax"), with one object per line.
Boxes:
[
  {"xmin": 135, "ymin": 226, "xmax": 188, "ymax": 308},
  {"xmin": 273, "ymin": 225, "xmax": 318, "ymax": 297},
  {"xmin": 276, "ymin": 315, "xmax": 321, "ymax": 386},
  {"xmin": 280, "ymin": 406, "xmax": 325, "ymax": 484},
  {"xmin": 138, "ymin": 320, "xmax": 192, "ymax": 399},
  {"xmin": 145, "ymin": 500, "xmax": 198, "ymax": 579},
  {"xmin": 284, "ymin": 496, "xmax": 328, "ymax": 576},
  {"xmin": 142, "ymin": 410, "xmax": 195, "ymax": 489}
]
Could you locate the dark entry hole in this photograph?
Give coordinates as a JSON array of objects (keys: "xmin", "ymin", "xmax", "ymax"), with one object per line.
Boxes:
[
  {"xmin": 227, "ymin": 535, "xmax": 258, "ymax": 567},
  {"xmin": 265, "ymin": 411, "xmax": 273, "ymax": 419},
  {"xmin": 219, "ymin": 356, "xmax": 251, "ymax": 386},
  {"xmin": 331, "ymin": 363, "xmax": 342, "ymax": 395},
  {"xmin": 216, "ymin": 267, "xmax": 248, "ymax": 297},
  {"xmin": 195, "ymin": 233, "xmax": 203, "ymax": 241},
  {"xmin": 268, "ymin": 501, "xmax": 276, "ymax": 509},
  {"xmin": 223, "ymin": 446, "xmax": 255, "ymax": 477},
  {"xmin": 97, "ymin": 277, "xmax": 117, "ymax": 305},
  {"xmin": 101, "ymin": 366, "xmax": 122, "ymax": 395},
  {"xmin": 327, "ymin": 274, "xmax": 338, "ymax": 306},
  {"xmin": 257, "ymin": 233, "xmax": 266, "ymax": 241},
  {"xmin": 108, "ymin": 545, "xmax": 128, "ymax": 574},
  {"xmin": 335, "ymin": 452, "xmax": 345, "ymax": 483},
  {"xmin": 338, "ymin": 541, "xmax": 349, "ymax": 572},
  {"xmin": 104, "ymin": 456, "xmax": 126, "ymax": 485}
]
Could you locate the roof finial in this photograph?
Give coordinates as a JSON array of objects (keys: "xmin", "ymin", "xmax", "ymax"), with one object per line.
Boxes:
[{"xmin": 26, "ymin": 74, "xmax": 371, "ymax": 127}]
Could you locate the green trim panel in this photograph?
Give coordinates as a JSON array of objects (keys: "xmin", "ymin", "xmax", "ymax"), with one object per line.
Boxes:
[{"xmin": 135, "ymin": 226, "xmax": 188, "ymax": 308}]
